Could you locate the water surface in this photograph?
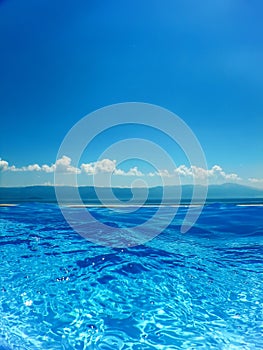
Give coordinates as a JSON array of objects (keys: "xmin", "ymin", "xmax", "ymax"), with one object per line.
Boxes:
[{"xmin": 0, "ymin": 203, "xmax": 262, "ymax": 349}]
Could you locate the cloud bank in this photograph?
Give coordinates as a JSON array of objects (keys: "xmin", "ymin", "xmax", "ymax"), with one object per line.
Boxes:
[
  {"xmin": 148, "ymin": 165, "xmax": 241, "ymax": 182},
  {"xmin": 248, "ymin": 177, "xmax": 263, "ymax": 184},
  {"xmin": 0, "ymin": 156, "xmax": 245, "ymax": 185},
  {"xmin": 0, "ymin": 156, "xmax": 80, "ymax": 174}
]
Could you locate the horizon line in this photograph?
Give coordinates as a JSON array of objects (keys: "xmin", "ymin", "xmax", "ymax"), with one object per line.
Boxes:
[{"xmin": 0, "ymin": 182, "xmax": 263, "ymax": 190}]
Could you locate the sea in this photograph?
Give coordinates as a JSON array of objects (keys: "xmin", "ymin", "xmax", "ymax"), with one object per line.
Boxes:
[{"xmin": 0, "ymin": 202, "xmax": 262, "ymax": 349}]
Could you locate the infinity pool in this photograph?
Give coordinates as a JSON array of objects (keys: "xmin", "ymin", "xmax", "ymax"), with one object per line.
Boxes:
[{"xmin": 0, "ymin": 203, "xmax": 262, "ymax": 349}]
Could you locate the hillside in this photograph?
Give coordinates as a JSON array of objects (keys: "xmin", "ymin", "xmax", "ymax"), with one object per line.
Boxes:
[{"xmin": 0, "ymin": 183, "xmax": 263, "ymax": 204}]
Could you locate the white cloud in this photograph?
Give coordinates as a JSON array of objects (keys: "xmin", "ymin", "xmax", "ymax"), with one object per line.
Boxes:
[
  {"xmin": 174, "ymin": 165, "xmax": 192, "ymax": 176},
  {"xmin": 207, "ymin": 165, "xmax": 241, "ymax": 181},
  {"xmin": 151, "ymin": 164, "xmax": 241, "ymax": 183},
  {"xmin": 114, "ymin": 166, "xmax": 143, "ymax": 177},
  {"xmin": 48, "ymin": 156, "xmax": 80, "ymax": 174},
  {"xmin": 80, "ymin": 163, "xmax": 96, "ymax": 175},
  {"xmin": 0, "ymin": 159, "xmax": 42, "ymax": 172},
  {"xmin": 41, "ymin": 164, "xmax": 55, "ymax": 173},
  {"xmin": 81, "ymin": 159, "xmax": 144, "ymax": 177},
  {"xmin": 122, "ymin": 166, "xmax": 143, "ymax": 176},
  {"xmin": 148, "ymin": 172, "xmax": 155, "ymax": 177},
  {"xmin": 155, "ymin": 169, "xmax": 174, "ymax": 178},
  {"xmin": 38, "ymin": 156, "xmax": 81, "ymax": 174},
  {"xmin": 13, "ymin": 164, "xmax": 42, "ymax": 172},
  {"xmin": 0, "ymin": 156, "xmax": 244, "ymax": 184},
  {"xmin": 0, "ymin": 159, "xmax": 9, "ymax": 171},
  {"xmin": 81, "ymin": 159, "xmax": 116, "ymax": 175},
  {"xmin": 185, "ymin": 164, "xmax": 241, "ymax": 182},
  {"xmin": 248, "ymin": 178, "xmax": 263, "ymax": 183},
  {"xmin": 0, "ymin": 156, "xmax": 80, "ymax": 174},
  {"xmin": 26, "ymin": 164, "xmax": 42, "ymax": 171},
  {"xmin": 113, "ymin": 168, "xmax": 125, "ymax": 176}
]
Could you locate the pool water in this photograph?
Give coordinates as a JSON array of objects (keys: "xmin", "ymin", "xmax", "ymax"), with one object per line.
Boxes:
[{"xmin": 0, "ymin": 203, "xmax": 262, "ymax": 349}]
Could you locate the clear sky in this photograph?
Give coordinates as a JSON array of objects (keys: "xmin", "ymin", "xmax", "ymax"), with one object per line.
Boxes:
[{"xmin": 0, "ymin": 0, "xmax": 262, "ymax": 187}]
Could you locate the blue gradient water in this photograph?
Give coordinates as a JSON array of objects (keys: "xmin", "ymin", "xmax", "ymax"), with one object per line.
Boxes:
[{"xmin": 0, "ymin": 203, "xmax": 262, "ymax": 349}]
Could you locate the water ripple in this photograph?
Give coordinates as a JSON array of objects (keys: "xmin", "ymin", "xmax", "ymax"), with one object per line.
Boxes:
[{"xmin": 0, "ymin": 203, "xmax": 262, "ymax": 349}]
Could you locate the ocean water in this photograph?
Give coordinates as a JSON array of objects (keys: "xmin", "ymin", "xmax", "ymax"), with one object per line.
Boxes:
[{"xmin": 0, "ymin": 203, "xmax": 262, "ymax": 350}]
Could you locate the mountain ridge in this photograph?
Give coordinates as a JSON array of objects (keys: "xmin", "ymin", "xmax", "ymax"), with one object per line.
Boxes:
[{"xmin": 0, "ymin": 183, "xmax": 263, "ymax": 204}]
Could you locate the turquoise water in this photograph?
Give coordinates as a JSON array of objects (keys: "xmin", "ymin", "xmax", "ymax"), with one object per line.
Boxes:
[{"xmin": 0, "ymin": 203, "xmax": 263, "ymax": 349}]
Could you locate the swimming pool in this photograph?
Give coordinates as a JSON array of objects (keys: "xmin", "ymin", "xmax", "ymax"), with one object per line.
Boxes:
[{"xmin": 0, "ymin": 203, "xmax": 262, "ymax": 349}]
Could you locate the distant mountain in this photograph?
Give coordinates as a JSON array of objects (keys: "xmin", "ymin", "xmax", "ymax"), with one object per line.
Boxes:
[
  {"xmin": 207, "ymin": 183, "xmax": 263, "ymax": 198},
  {"xmin": 0, "ymin": 183, "xmax": 263, "ymax": 204}
]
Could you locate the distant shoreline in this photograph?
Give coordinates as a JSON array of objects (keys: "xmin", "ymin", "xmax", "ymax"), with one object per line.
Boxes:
[
  {"xmin": 1, "ymin": 184, "xmax": 263, "ymax": 206},
  {"xmin": 1, "ymin": 202, "xmax": 263, "ymax": 208}
]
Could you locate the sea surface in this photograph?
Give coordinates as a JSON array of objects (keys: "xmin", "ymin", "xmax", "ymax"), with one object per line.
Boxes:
[{"xmin": 0, "ymin": 203, "xmax": 262, "ymax": 349}]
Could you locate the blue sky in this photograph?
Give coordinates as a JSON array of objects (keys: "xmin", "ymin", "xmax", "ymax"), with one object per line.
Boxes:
[{"xmin": 0, "ymin": 0, "xmax": 262, "ymax": 187}]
